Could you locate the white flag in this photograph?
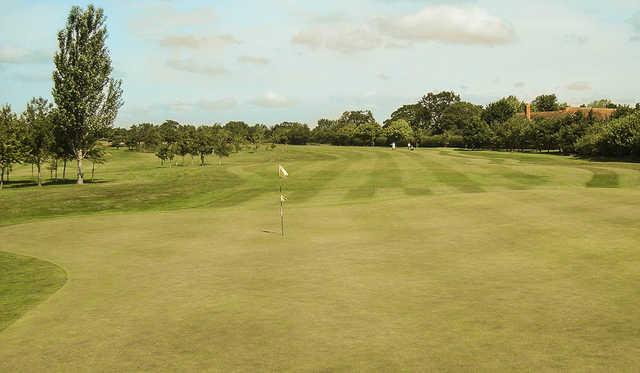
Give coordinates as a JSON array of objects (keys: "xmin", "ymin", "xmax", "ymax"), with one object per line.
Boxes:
[
  {"xmin": 280, "ymin": 194, "xmax": 288, "ymax": 202},
  {"xmin": 278, "ymin": 164, "xmax": 288, "ymax": 178}
]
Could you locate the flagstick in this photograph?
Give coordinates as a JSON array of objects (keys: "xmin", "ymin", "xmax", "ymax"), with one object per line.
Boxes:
[{"xmin": 280, "ymin": 183, "xmax": 285, "ymax": 237}]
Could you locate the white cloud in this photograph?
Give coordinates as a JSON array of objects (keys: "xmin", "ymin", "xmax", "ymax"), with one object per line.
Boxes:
[
  {"xmin": 166, "ymin": 58, "xmax": 229, "ymax": 76},
  {"xmin": 237, "ymin": 55, "xmax": 270, "ymax": 65},
  {"xmin": 130, "ymin": 4, "xmax": 217, "ymax": 38},
  {"xmin": 164, "ymin": 98, "xmax": 237, "ymax": 113},
  {"xmin": 250, "ymin": 91, "xmax": 295, "ymax": 108},
  {"xmin": 199, "ymin": 98, "xmax": 237, "ymax": 110},
  {"xmin": 376, "ymin": 5, "xmax": 516, "ymax": 45},
  {"xmin": 159, "ymin": 34, "xmax": 240, "ymax": 49},
  {"xmin": 292, "ymin": 5, "xmax": 515, "ymax": 53},
  {"xmin": 292, "ymin": 24, "xmax": 382, "ymax": 53},
  {"xmin": 0, "ymin": 47, "xmax": 51, "ymax": 64},
  {"xmin": 566, "ymin": 81, "xmax": 592, "ymax": 91}
]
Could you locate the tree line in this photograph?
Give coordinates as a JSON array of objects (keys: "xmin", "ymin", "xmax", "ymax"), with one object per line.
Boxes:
[{"xmin": 309, "ymin": 92, "xmax": 640, "ymax": 158}]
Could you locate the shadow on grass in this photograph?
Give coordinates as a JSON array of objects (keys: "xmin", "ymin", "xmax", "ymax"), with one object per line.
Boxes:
[{"xmin": 1, "ymin": 179, "xmax": 110, "ymax": 189}]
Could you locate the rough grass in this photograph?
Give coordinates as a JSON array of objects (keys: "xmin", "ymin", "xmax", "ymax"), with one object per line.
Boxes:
[{"xmin": 1, "ymin": 146, "xmax": 639, "ymax": 371}]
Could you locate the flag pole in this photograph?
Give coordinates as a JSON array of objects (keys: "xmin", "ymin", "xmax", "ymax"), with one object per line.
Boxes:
[{"xmin": 280, "ymin": 183, "xmax": 285, "ymax": 237}]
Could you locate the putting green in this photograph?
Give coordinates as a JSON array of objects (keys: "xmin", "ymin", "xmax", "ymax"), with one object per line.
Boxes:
[{"xmin": 1, "ymin": 147, "xmax": 639, "ymax": 371}]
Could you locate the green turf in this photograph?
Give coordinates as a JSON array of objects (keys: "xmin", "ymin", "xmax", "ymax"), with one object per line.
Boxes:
[
  {"xmin": 0, "ymin": 252, "xmax": 67, "ymax": 332},
  {"xmin": 1, "ymin": 146, "xmax": 639, "ymax": 371}
]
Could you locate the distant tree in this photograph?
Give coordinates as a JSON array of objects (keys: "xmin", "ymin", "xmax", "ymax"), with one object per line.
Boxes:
[
  {"xmin": 125, "ymin": 125, "xmax": 140, "ymax": 150},
  {"xmin": 225, "ymin": 121, "xmax": 249, "ymax": 152},
  {"xmin": 493, "ymin": 116, "xmax": 531, "ymax": 151},
  {"xmin": 248, "ymin": 124, "xmax": 268, "ymax": 151},
  {"xmin": 158, "ymin": 120, "xmax": 180, "ymax": 144},
  {"xmin": 482, "ymin": 96, "xmax": 521, "ymax": 124},
  {"xmin": 355, "ymin": 122, "xmax": 381, "ymax": 146},
  {"xmin": 530, "ymin": 118, "xmax": 560, "ymax": 152},
  {"xmin": 272, "ymin": 122, "xmax": 310, "ymax": 145},
  {"xmin": 137, "ymin": 123, "xmax": 160, "ymax": 151},
  {"xmin": 52, "ymin": 5, "xmax": 123, "ymax": 184},
  {"xmin": 21, "ymin": 97, "xmax": 55, "ymax": 186},
  {"xmin": 311, "ymin": 119, "xmax": 337, "ymax": 144},
  {"xmin": 109, "ymin": 127, "xmax": 127, "ymax": 149},
  {"xmin": 385, "ymin": 104, "xmax": 423, "ymax": 130},
  {"xmin": 461, "ymin": 117, "xmax": 493, "ymax": 149},
  {"xmin": 0, "ymin": 105, "xmax": 22, "ymax": 189},
  {"xmin": 195, "ymin": 126, "xmax": 215, "ymax": 166},
  {"xmin": 213, "ymin": 129, "xmax": 233, "ymax": 165},
  {"xmin": 86, "ymin": 145, "xmax": 108, "ymax": 180},
  {"xmin": 589, "ymin": 99, "xmax": 617, "ymax": 109},
  {"xmin": 176, "ymin": 125, "xmax": 196, "ymax": 164},
  {"xmin": 532, "ymin": 94, "xmax": 560, "ymax": 112},
  {"xmin": 384, "ymin": 119, "xmax": 414, "ymax": 146},
  {"xmin": 155, "ymin": 143, "xmax": 169, "ymax": 166},
  {"xmin": 418, "ymin": 91, "xmax": 461, "ymax": 133},
  {"xmin": 440, "ymin": 101, "xmax": 484, "ymax": 132}
]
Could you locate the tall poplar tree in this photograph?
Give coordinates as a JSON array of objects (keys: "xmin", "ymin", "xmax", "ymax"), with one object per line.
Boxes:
[{"xmin": 52, "ymin": 5, "xmax": 123, "ymax": 184}]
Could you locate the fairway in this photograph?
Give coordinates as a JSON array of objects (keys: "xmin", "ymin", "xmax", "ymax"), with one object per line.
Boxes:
[{"xmin": 1, "ymin": 146, "xmax": 640, "ymax": 371}]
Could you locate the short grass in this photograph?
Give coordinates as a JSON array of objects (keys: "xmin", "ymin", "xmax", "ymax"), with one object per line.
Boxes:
[
  {"xmin": 0, "ymin": 251, "xmax": 67, "ymax": 331},
  {"xmin": 1, "ymin": 146, "xmax": 639, "ymax": 371}
]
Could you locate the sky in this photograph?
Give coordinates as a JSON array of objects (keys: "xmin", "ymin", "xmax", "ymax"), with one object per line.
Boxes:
[{"xmin": 1, "ymin": 0, "xmax": 639, "ymax": 128}]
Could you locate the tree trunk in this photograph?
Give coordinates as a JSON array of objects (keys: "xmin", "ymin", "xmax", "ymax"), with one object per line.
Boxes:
[
  {"xmin": 37, "ymin": 163, "xmax": 42, "ymax": 187},
  {"xmin": 63, "ymin": 159, "xmax": 67, "ymax": 182},
  {"xmin": 0, "ymin": 168, "xmax": 4, "ymax": 190},
  {"xmin": 76, "ymin": 150, "xmax": 84, "ymax": 185},
  {"xmin": 200, "ymin": 154, "xmax": 205, "ymax": 166},
  {"xmin": 91, "ymin": 162, "xmax": 95, "ymax": 181},
  {"xmin": 218, "ymin": 157, "xmax": 222, "ymax": 166}
]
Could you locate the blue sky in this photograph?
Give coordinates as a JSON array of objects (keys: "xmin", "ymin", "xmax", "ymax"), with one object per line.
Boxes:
[{"xmin": 1, "ymin": 0, "xmax": 639, "ymax": 127}]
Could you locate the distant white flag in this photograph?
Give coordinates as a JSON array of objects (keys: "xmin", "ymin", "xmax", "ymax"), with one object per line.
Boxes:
[
  {"xmin": 280, "ymin": 194, "xmax": 288, "ymax": 202},
  {"xmin": 278, "ymin": 164, "xmax": 288, "ymax": 178}
]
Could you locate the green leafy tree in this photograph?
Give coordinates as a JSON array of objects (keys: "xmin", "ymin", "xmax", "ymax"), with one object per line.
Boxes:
[
  {"xmin": 440, "ymin": 101, "xmax": 484, "ymax": 133},
  {"xmin": 418, "ymin": 91, "xmax": 461, "ymax": 133},
  {"xmin": 52, "ymin": 5, "xmax": 123, "ymax": 184},
  {"xmin": 589, "ymin": 99, "xmax": 617, "ymax": 109},
  {"xmin": 272, "ymin": 122, "xmax": 310, "ymax": 145},
  {"xmin": 493, "ymin": 116, "xmax": 531, "ymax": 151},
  {"xmin": 384, "ymin": 104, "xmax": 423, "ymax": 130},
  {"xmin": 224, "ymin": 121, "xmax": 249, "ymax": 152},
  {"xmin": 0, "ymin": 105, "xmax": 22, "ymax": 189},
  {"xmin": 355, "ymin": 122, "xmax": 381, "ymax": 146},
  {"xmin": 22, "ymin": 98, "xmax": 55, "ymax": 186},
  {"xmin": 384, "ymin": 119, "xmax": 414, "ymax": 146},
  {"xmin": 195, "ymin": 126, "xmax": 215, "ymax": 166},
  {"xmin": 176, "ymin": 125, "xmax": 196, "ymax": 164},
  {"xmin": 248, "ymin": 124, "xmax": 268, "ymax": 151},
  {"xmin": 109, "ymin": 127, "xmax": 127, "ymax": 149},
  {"xmin": 482, "ymin": 96, "xmax": 521, "ymax": 124},
  {"xmin": 461, "ymin": 117, "xmax": 493, "ymax": 149},
  {"xmin": 137, "ymin": 123, "xmax": 160, "ymax": 151},
  {"xmin": 532, "ymin": 94, "xmax": 560, "ymax": 112},
  {"xmin": 213, "ymin": 129, "xmax": 233, "ymax": 165},
  {"xmin": 86, "ymin": 145, "xmax": 108, "ymax": 180},
  {"xmin": 158, "ymin": 120, "xmax": 180, "ymax": 144}
]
